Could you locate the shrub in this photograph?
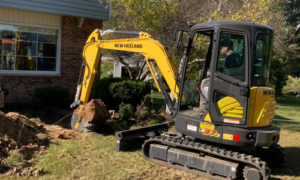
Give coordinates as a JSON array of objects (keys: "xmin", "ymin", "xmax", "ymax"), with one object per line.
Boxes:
[
  {"xmin": 34, "ymin": 87, "xmax": 69, "ymax": 107},
  {"xmin": 149, "ymin": 120, "xmax": 157, "ymax": 125},
  {"xmin": 118, "ymin": 102, "xmax": 132, "ymax": 121},
  {"xmin": 95, "ymin": 77, "xmax": 151, "ymax": 110}
]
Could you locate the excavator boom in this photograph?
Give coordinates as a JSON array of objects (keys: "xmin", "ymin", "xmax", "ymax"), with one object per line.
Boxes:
[{"xmin": 71, "ymin": 29, "xmax": 179, "ymax": 113}]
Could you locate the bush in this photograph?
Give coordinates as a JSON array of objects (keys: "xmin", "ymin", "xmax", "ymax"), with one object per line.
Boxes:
[
  {"xmin": 34, "ymin": 87, "xmax": 69, "ymax": 107},
  {"xmin": 95, "ymin": 77, "xmax": 151, "ymax": 110},
  {"xmin": 118, "ymin": 102, "xmax": 132, "ymax": 121},
  {"xmin": 149, "ymin": 120, "xmax": 157, "ymax": 125}
]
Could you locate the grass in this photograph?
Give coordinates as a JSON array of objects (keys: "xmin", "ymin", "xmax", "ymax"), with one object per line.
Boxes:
[
  {"xmin": 100, "ymin": 60, "xmax": 114, "ymax": 79},
  {"xmin": 1, "ymin": 95, "xmax": 300, "ymax": 180},
  {"xmin": 149, "ymin": 92, "xmax": 164, "ymax": 111}
]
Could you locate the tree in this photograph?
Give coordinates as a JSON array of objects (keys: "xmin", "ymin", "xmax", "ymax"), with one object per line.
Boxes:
[{"xmin": 270, "ymin": 56, "xmax": 289, "ymax": 94}]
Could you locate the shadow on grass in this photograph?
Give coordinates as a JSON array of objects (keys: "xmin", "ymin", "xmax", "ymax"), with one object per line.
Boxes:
[
  {"xmin": 270, "ymin": 146, "xmax": 300, "ymax": 178},
  {"xmin": 276, "ymin": 96, "xmax": 300, "ymax": 107},
  {"xmin": 273, "ymin": 114, "xmax": 291, "ymax": 121},
  {"xmin": 152, "ymin": 97, "xmax": 164, "ymax": 111},
  {"xmin": 273, "ymin": 119, "xmax": 300, "ymax": 132}
]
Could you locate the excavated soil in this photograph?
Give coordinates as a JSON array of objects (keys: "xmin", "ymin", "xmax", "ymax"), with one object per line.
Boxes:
[
  {"xmin": 5, "ymin": 167, "xmax": 44, "ymax": 177},
  {"xmin": 74, "ymin": 99, "xmax": 110, "ymax": 131},
  {"xmin": 0, "ymin": 112, "xmax": 47, "ymax": 146},
  {"xmin": 0, "ymin": 111, "xmax": 86, "ymax": 177}
]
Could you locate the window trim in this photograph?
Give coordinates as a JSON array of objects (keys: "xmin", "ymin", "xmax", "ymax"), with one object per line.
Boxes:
[
  {"xmin": 214, "ymin": 29, "xmax": 249, "ymax": 84},
  {"xmin": 0, "ymin": 20, "xmax": 62, "ymax": 76}
]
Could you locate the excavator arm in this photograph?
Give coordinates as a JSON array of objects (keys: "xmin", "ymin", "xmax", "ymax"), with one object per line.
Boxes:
[{"xmin": 70, "ymin": 29, "xmax": 179, "ymax": 114}]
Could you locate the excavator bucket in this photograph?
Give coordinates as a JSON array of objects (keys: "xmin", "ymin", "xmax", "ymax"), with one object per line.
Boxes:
[{"xmin": 115, "ymin": 122, "xmax": 169, "ymax": 152}]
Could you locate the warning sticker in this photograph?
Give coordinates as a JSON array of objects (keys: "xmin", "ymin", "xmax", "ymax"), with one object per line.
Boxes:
[
  {"xmin": 187, "ymin": 124, "xmax": 197, "ymax": 132},
  {"xmin": 223, "ymin": 133, "xmax": 233, "ymax": 140},
  {"xmin": 224, "ymin": 119, "xmax": 240, "ymax": 124},
  {"xmin": 200, "ymin": 122, "xmax": 215, "ymax": 130}
]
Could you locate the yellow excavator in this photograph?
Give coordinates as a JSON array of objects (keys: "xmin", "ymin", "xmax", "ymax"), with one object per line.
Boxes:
[{"xmin": 70, "ymin": 21, "xmax": 286, "ymax": 180}]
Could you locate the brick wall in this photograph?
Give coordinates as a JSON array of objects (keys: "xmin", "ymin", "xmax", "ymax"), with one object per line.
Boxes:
[{"xmin": 0, "ymin": 16, "xmax": 103, "ymax": 104}]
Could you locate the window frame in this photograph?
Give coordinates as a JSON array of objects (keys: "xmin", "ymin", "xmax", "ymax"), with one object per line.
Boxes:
[
  {"xmin": 0, "ymin": 20, "xmax": 61, "ymax": 76},
  {"xmin": 215, "ymin": 29, "xmax": 249, "ymax": 83},
  {"xmin": 178, "ymin": 28, "xmax": 214, "ymax": 112}
]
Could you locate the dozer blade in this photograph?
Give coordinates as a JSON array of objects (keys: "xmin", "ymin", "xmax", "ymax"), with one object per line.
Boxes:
[{"xmin": 114, "ymin": 123, "xmax": 169, "ymax": 152}]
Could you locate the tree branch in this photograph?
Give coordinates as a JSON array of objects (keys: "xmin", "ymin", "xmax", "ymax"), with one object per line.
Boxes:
[
  {"xmin": 136, "ymin": 59, "xmax": 147, "ymax": 80},
  {"xmin": 188, "ymin": 59, "xmax": 205, "ymax": 65},
  {"xmin": 117, "ymin": 56, "xmax": 133, "ymax": 79}
]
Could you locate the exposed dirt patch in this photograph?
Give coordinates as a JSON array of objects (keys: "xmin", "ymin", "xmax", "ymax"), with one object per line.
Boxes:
[
  {"xmin": 0, "ymin": 112, "xmax": 47, "ymax": 146},
  {"xmin": 57, "ymin": 153, "xmax": 64, "ymax": 160},
  {"xmin": 0, "ymin": 111, "xmax": 86, "ymax": 177},
  {"xmin": 5, "ymin": 167, "xmax": 44, "ymax": 177},
  {"xmin": 42, "ymin": 123, "xmax": 84, "ymax": 140}
]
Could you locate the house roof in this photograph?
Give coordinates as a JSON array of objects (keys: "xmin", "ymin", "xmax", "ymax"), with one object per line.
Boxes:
[{"xmin": 0, "ymin": 0, "xmax": 111, "ymax": 20}]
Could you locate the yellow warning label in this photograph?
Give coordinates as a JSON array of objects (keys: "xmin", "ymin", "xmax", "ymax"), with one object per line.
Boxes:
[
  {"xmin": 74, "ymin": 123, "xmax": 79, "ymax": 129},
  {"xmin": 200, "ymin": 122, "xmax": 214, "ymax": 130},
  {"xmin": 223, "ymin": 133, "xmax": 233, "ymax": 140},
  {"xmin": 204, "ymin": 113, "xmax": 212, "ymax": 122}
]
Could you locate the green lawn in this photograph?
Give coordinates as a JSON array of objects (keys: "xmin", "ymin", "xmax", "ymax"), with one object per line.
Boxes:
[
  {"xmin": 2, "ymin": 95, "xmax": 300, "ymax": 180},
  {"xmin": 100, "ymin": 60, "xmax": 114, "ymax": 79},
  {"xmin": 149, "ymin": 92, "xmax": 164, "ymax": 111},
  {"xmin": 273, "ymin": 96, "xmax": 300, "ymax": 132}
]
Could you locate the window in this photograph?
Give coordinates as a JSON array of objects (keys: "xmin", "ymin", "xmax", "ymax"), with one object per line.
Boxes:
[
  {"xmin": 213, "ymin": 91, "xmax": 244, "ymax": 118},
  {"xmin": 217, "ymin": 33, "xmax": 245, "ymax": 81},
  {"xmin": 180, "ymin": 31, "xmax": 213, "ymax": 108},
  {"xmin": 0, "ymin": 24, "xmax": 59, "ymax": 74},
  {"xmin": 253, "ymin": 33, "xmax": 273, "ymax": 78}
]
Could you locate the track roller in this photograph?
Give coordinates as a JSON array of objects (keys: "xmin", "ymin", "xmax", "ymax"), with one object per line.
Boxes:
[{"xmin": 244, "ymin": 166, "xmax": 263, "ymax": 180}]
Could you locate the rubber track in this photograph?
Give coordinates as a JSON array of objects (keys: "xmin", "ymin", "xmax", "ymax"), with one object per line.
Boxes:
[
  {"xmin": 271, "ymin": 144, "xmax": 287, "ymax": 167},
  {"xmin": 142, "ymin": 135, "xmax": 270, "ymax": 180}
]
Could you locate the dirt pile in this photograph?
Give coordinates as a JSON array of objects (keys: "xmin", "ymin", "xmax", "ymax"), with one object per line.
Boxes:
[
  {"xmin": 42, "ymin": 124, "xmax": 83, "ymax": 140},
  {"xmin": 0, "ymin": 112, "xmax": 47, "ymax": 146},
  {"xmin": 74, "ymin": 99, "xmax": 110, "ymax": 131},
  {"xmin": 5, "ymin": 167, "xmax": 44, "ymax": 177},
  {"xmin": 0, "ymin": 111, "xmax": 89, "ymax": 177}
]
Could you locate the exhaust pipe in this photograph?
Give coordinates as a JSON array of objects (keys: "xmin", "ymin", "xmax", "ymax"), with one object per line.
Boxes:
[{"xmin": 115, "ymin": 123, "xmax": 169, "ymax": 152}]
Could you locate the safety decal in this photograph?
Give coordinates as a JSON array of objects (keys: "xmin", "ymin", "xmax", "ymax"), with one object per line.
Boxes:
[
  {"xmin": 224, "ymin": 119, "xmax": 240, "ymax": 124},
  {"xmin": 223, "ymin": 133, "xmax": 240, "ymax": 141},
  {"xmin": 199, "ymin": 128, "xmax": 220, "ymax": 137},
  {"xmin": 187, "ymin": 124, "xmax": 197, "ymax": 132},
  {"xmin": 223, "ymin": 133, "xmax": 233, "ymax": 140},
  {"xmin": 200, "ymin": 122, "xmax": 215, "ymax": 130}
]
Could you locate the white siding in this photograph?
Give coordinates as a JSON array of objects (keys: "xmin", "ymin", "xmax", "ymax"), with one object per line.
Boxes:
[
  {"xmin": 0, "ymin": 7, "xmax": 61, "ymax": 28},
  {"xmin": 113, "ymin": 62, "xmax": 123, "ymax": 78}
]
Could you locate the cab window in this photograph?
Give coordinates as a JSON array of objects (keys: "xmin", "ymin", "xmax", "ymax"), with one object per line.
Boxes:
[{"xmin": 217, "ymin": 33, "xmax": 245, "ymax": 82}]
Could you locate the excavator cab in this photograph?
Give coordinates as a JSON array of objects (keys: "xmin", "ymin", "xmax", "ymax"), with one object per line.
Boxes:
[{"xmin": 174, "ymin": 22, "xmax": 280, "ymax": 146}]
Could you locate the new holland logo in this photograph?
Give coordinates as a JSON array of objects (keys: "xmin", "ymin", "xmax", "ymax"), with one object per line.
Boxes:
[
  {"xmin": 114, "ymin": 43, "xmax": 143, "ymax": 48},
  {"xmin": 263, "ymin": 90, "xmax": 275, "ymax": 95}
]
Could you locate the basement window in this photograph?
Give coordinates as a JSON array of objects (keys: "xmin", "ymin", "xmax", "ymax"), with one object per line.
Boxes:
[{"xmin": 0, "ymin": 23, "xmax": 60, "ymax": 76}]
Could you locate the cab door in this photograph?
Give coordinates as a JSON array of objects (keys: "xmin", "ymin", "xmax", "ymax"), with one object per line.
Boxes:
[{"xmin": 208, "ymin": 30, "xmax": 249, "ymax": 126}]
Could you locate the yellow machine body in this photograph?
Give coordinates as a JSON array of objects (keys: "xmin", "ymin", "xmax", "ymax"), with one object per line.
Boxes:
[{"xmin": 78, "ymin": 29, "xmax": 179, "ymax": 106}]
